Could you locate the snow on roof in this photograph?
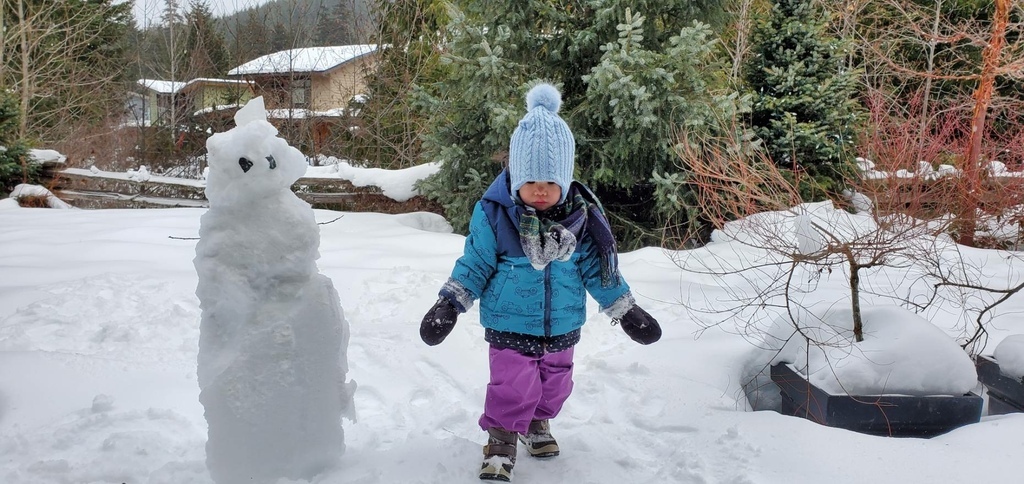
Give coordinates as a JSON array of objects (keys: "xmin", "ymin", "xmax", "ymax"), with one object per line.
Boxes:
[
  {"xmin": 194, "ymin": 104, "xmax": 244, "ymax": 116},
  {"xmin": 138, "ymin": 79, "xmax": 187, "ymax": 94},
  {"xmin": 229, "ymin": 45, "xmax": 377, "ymax": 76},
  {"xmin": 138, "ymin": 78, "xmax": 249, "ymax": 94},
  {"xmin": 265, "ymin": 108, "xmax": 348, "ymax": 119},
  {"xmin": 188, "ymin": 77, "xmax": 249, "ymax": 85}
]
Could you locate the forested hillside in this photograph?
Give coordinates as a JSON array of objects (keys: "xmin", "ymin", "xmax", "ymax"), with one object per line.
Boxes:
[{"xmin": 131, "ymin": 0, "xmax": 373, "ymax": 81}]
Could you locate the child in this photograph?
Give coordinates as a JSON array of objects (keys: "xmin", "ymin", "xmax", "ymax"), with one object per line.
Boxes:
[{"xmin": 419, "ymin": 82, "xmax": 661, "ymax": 482}]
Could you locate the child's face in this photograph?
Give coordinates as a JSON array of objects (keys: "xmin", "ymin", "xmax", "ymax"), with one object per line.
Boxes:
[{"xmin": 518, "ymin": 181, "xmax": 562, "ymax": 210}]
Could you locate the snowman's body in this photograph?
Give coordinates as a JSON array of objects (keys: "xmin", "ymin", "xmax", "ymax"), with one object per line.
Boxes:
[{"xmin": 194, "ymin": 98, "xmax": 350, "ymax": 484}]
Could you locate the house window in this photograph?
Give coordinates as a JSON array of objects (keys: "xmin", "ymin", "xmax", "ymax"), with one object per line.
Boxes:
[{"xmin": 290, "ymin": 78, "xmax": 311, "ymax": 109}]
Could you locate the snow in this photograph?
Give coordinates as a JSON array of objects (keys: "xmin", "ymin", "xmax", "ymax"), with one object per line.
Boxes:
[
  {"xmin": 769, "ymin": 305, "xmax": 978, "ymax": 396},
  {"xmin": 229, "ymin": 45, "xmax": 378, "ymax": 76},
  {"xmin": 63, "ymin": 167, "xmax": 208, "ymax": 187},
  {"xmin": 856, "ymin": 156, "xmax": 1024, "ymax": 180},
  {"xmin": 793, "ymin": 213, "xmax": 824, "ymax": 255},
  {"xmin": 194, "ymin": 98, "xmax": 350, "ymax": 483},
  {"xmin": 4, "ymin": 162, "xmax": 1024, "ymax": 482},
  {"xmin": 55, "ymin": 137, "xmax": 436, "ymax": 204},
  {"xmin": 3, "ymin": 202, "xmax": 1024, "ymax": 483},
  {"xmin": 307, "ymin": 158, "xmax": 442, "ymax": 202},
  {"xmin": 995, "ymin": 335, "xmax": 1024, "ymax": 380},
  {"xmin": 266, "ymin": 108, "xmax": 349, "ymax": 119},
  {"xmin": 28, "ymin": 149, "xmax": 66, "ymax": 164},
  {"xmin": 715, "ymin": 200, "xmax": 864, "ymax": 248},
  {"xmin": 138, "ymin": 78, "xmax": 188, "ymax": 94},
  {"xmin": 128, "ymin": 165, "xmax": 152, "ymax": 182},
  {"xmin": 9, "ymin": 184, "xmax": 74, "ymax": 209},
  {"xmin": 843, "ymin": 188, "xmax": 873, "ymax": 213},
  {"xmin": 138, "ymin": 78, "xmax": 248, "ymax": 95}
]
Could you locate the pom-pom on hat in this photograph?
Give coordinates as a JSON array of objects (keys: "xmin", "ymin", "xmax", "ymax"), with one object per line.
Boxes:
[{"xmin": 509, "ymin": 83, "xmax": 575, "ymax": 203}]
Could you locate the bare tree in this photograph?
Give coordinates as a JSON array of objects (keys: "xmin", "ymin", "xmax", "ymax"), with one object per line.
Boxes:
[
  {"xmin": 674, "ymin": 122, "xmax": 950, "ymax": 344},
  {"xmin": 1, "ymin": 0, "xmax": 130, "ymax": 143},
  {"xmin": 720, "ymin": 0, "xmax": 764, "ymax": 82},
  {"xmin": 323, "ymin": 0, "xmax": 450, "ymax": 169},
  {"xmin": 850, "ymin": 0, "xmax": 1024, "ymax": 247}
]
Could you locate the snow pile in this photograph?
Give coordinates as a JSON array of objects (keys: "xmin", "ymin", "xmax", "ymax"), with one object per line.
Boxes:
[
  {"xmin": 28, "ymin": 149, "xmax": 66, "ymax": 164},
  {"xmin": 713, "ymin": 200, "xmax": 870, "ymax": 250},
  {"xmin": 9, "ymin": 184, "xmax": 73, "ymax": 209},
  {"xmin": 194, "ymin": 96, "xmax": 353, "ymax": 484},
  {"xmin": 127, "ymin": 165, "xmax": 151, "ymax": 182},
  {"xmin": 994, "ymin": 335, "xmax": 1024, "ymax": 380},
  {"xmin": 768, "ymin": 305, "xmax": 978, "ymax": 396},
  {"xmin": 857, "ymin": 156, "xmax": 1018, "ymax": 180},
  {"xmin": 307, "ymin": 157, "xmax": 441, "ymax": 202}
]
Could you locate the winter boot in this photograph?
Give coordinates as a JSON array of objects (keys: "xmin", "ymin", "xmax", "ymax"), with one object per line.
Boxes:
[
  {"xmin": 518, "ymin": 419, "xmax": 559, "ymax": 458},
  {"xmin": 480, "ymin": 427, "xmax": 517, "ymax": 482}
]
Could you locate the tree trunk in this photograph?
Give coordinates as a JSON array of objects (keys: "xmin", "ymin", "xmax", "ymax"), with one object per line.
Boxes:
[
  {"xmin": 957, "ymin": 0, "xmax": 1009, "ymax": 247},
  {"xmin": 18, "ymin": 0, "xmax": 29, "ymax": 140},
  {"xmin": 17, "ymin": 0, "xmax": 30, "ymax": 181},
  {"xmin": 850, "ymin": 262, "xmax": 863, "ymax": 342},
  {"xmin": 918, "ymin": 0, "xmax": 943, "ymax": 153},
  {"xmin": 1, "ymin": 2, "xmax": 6, "ymax": 84}
]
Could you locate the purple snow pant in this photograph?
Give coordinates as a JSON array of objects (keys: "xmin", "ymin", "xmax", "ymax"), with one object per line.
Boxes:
[{"xmin": 478, "ymin": 346, "xmax": 575, "ymax": 434}]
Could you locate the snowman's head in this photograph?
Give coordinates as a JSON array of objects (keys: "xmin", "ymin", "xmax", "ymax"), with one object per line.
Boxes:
[{"xmin": 204, "ymin": 97, "xmax": 307, "ymax": 206}]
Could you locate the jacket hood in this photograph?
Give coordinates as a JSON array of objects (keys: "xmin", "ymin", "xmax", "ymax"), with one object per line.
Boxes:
[{"xmin": 482, "ymin": 169, "xmax": 517, "ymax": 208}]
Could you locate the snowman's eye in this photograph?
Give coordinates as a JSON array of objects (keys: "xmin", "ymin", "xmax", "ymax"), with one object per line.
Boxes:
[
  {"xmin": 239, "ymin": 157, "xmax": 253, "ymax": 173},
  {"xmin": 266, "ymin": 155, "xmax": 277, "ymax": 170}
]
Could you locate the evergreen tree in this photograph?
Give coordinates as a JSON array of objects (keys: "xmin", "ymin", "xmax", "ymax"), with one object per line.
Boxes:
[
  {"xmin": 415, "ymin": 1, "xmax": 737, "ymax": 246},
  {"xmin": 743, "ymin": 0, "xmax": 863, "ymax": 198},
  {"xmin": 270, "ymin": 21, "xmax": 292, "ymax": 51},
  {"xmin": 314, "ymin": 1, "xmax": 356, "ymax": 46},
  {"xmin": 181, "ymin": 0, "xmax": 230, "ymax": 78},
  {"xmin": 339, "ymin": 0, "xmax": 449, "ymax": 168},
  {"xmin": 0, "ymin": 91, "xmax": 34, "ymax": 196},
  {"xmin": 1, "ymin": 0, "xmax": 132, "ymax": 142},
  {"xmin": 136, "ymin": 0, "xmax": 188, "ymax": 86},
  {"xmin": 232, "ymin": 8, "xmax": 274, "ymax": 62},
  {"xmin": 159, "ymin": 0, "xmax": 187, "ymax": 78}
]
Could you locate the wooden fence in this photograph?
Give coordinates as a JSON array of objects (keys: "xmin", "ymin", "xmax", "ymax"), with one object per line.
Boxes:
[{"xmin": 42, "ymin": 164, "xmax": 444, "ymax": 216}]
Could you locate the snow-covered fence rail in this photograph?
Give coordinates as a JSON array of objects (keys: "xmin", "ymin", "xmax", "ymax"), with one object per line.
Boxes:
[
  {"xmin": 44, "ymin": 167, "xmax": 443, "ymax": 215},
  {"xmin": 861, "ymin": 176, "xmax": 1024, "ymax": 219}
]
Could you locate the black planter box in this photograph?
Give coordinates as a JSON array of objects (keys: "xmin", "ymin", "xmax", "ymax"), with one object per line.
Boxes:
[
  {"xmin": 771, "ymin": 363, "xmax": 983, "ymax": 437},
  {"xmin": 976, "ymin": 354, "xmax": 1024, "ymax": 415}
]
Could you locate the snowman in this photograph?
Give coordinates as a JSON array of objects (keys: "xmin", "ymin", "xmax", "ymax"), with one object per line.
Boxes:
[{"xmin": 193, "ymin": 97, "xmax": 353, "ymax": 484}]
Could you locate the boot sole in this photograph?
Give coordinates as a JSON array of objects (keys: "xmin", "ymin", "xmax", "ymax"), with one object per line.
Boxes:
[
  {"xmin": 518, "ymin": 437, "xmax": 559, "ymax": 458},
  {"xmin": 479, "ymin": 472, "xmax": 512, "ymax": 482},
  {"xmin": 480, "ymin": 455, "xmax": 514, "ymax": 481},
  {"xmin": 525, "ymin": 447, "xmax": 559, "ymax": 458},
  {"xmin": 479, "ymin": 463, "xmax": 512, "ymax": 482}
]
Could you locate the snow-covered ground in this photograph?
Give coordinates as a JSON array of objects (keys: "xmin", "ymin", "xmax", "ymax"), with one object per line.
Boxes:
[{"xmin": 2, "ymin": 201, "xmax": 1024, "ymax": 483}]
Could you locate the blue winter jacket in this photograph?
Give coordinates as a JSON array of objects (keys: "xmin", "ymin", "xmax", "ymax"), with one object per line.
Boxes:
[{"xmin": 441, "ymin": 171, "xmax": 630, "ymax": 339}]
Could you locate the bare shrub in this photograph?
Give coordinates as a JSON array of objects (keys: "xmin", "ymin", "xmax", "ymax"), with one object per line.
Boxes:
[{"xmin": 16, "ymin": 195, "xmax": 50, "ymax": 208}]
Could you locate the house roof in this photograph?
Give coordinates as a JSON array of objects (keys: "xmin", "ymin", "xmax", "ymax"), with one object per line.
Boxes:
[
  {"xmin": 138, "ymin": 78, "xmax": 249, "ymax": 94},
  {"xmin": 228, "ymin": 45, "xmax": 378, "ymax": 76},
  {"xmin": 138, "ymin": 79, "xmax": 187, "ymax": 94}
]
